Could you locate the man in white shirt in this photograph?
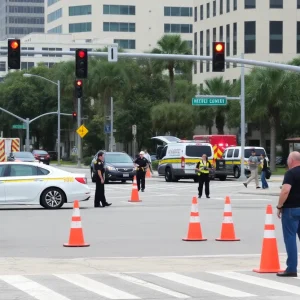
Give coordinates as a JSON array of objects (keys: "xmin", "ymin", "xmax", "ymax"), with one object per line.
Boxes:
[{"xmin": 144, "ymin": 150, "xmax": 153, "ymax": 174}]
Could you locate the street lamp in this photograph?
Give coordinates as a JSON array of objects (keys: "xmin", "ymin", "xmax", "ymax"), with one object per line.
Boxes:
[{"xmin": 23, "ymin": 73, "xmax": 61, "ymax": 165}]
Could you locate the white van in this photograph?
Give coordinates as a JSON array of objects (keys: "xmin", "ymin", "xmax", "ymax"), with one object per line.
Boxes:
[{"xmin": 152, "ymin": 136, "xmax": 214, "ymax": 182}]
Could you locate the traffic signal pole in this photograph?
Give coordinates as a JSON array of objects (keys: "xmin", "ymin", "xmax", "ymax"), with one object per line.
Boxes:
[{"xmin": 77, "ymin": 97, "xmax": 82, "ymax": 168}]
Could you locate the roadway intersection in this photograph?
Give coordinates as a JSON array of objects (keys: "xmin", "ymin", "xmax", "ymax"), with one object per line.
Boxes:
[{"xmin": 1, "ymin": 166, "xmax": 299, "ymax": 300}]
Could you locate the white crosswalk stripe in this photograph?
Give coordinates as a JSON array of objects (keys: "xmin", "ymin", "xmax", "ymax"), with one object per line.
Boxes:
[{"xmin": 1, "ymin": 271, "xmax": 300, "ymax": 300}]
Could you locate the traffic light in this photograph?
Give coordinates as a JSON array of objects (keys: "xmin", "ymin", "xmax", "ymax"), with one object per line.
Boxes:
[
  {"xmin": 8, "ymin": 39, "xmax": 21, "ymax": 69},
  {"xmin": 212, "ymin": 42, "xmax": 225, "ymax": 72},
  {"xmin": 75, "ymin": 49, "xmax": 88, "ymax": 78},
  {"xmin": 72, "ymin": 111, "xmax": 77, "ymax": 121},
  {"xmin": 75, "ymin": 79, "xmax": 83, "ymax": 98}
]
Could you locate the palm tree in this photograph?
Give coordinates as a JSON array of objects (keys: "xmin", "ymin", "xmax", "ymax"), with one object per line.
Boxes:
[
  {"xmin": 151, "ymin": 34, "xmax": 192, "ymax": 103},
  {"xmin": 201, "ymin": 77, "xmax": 234, "ymax": 134},
  {"xmin": 246, "ymin": 67, "xmax": 300, "ymax": 171}
]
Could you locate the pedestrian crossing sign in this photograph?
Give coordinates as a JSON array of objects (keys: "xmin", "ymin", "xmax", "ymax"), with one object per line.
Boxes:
[{"xmin": 76, "ymin": 124, "xmax": 88, "ymax": 138}]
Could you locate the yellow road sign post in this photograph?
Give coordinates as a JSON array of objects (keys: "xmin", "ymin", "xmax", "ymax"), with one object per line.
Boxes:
[{"xmin": 76, "ymin": 124, "xmax": 88, "ymax": 138}]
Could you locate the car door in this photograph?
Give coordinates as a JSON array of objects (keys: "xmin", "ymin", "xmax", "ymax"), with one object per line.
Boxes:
[
  {"xmin": 225, "ymin": 149, "xmax": 234, "ymax": 174},
  {"xmin": 5, "ymin": 164, "xmax": 46, "ymax": 203},
  {"xmin": 0, "ymin": 164, "xmax": 8, "ymax": 203}
]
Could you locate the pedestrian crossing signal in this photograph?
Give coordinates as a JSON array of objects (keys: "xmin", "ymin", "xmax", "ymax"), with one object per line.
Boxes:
[{"xmin": 8, "ymin": 39, "xmax": 21, "ymax": 69}]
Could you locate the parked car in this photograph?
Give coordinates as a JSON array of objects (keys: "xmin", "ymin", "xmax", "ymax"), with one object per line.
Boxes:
[
  {"xmin": 91, "ymin": 151, "xmax": 136, "ymax": 183},
  {"xmin": 0, "ymin": 162, "xmax": 90, "ymax": 209},
  {"xmin": 7, "ymin": 151, "xmax": 37, "ymax": 162},
  {"xmin": 47, "ymin": 151, "xmax": 58, "ymax": 161},
  {"xmin": 32, "ymin": 150, "xmax": 50, "ymax": 165}
]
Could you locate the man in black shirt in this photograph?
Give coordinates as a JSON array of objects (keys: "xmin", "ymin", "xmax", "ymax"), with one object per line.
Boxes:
[
  {"xmin": 276, "ymin": 151, "xmax": 300, "ymax": 277},
  {"xmin": 94, "ymin": 152, "xmax": 112, "ymax": 208},
  {"xmin": 134, "ymin": 151, "xmax": 149, "ymax": 192}
]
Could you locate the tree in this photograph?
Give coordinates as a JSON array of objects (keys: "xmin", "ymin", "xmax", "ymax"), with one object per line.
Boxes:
[
  {"xmin": 246, "ymin": 67, "xmax": 300, "ymax": 171},
  {"xmin": 151, "ymin": 34, "xmax": 192, "ymax": 103}
]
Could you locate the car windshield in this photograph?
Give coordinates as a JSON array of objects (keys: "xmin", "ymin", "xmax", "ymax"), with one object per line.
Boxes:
[
  {"xmin": 185, "ymin": 145, "xmax": 212, "ymax": 157},
  {"xmin": 14, "ymin": 152, "xmax": 34, "ymax": 158},
  {"xmin": 34, "ymin": 150, "xmax": 47, "ymax": 155},
  {"xmin": 105, "ymin": 154, "xmax": 133, "ymax": 164},
  {"xmin": 244, "ymin": 149, "xmax": 266, "ymax": 158}
]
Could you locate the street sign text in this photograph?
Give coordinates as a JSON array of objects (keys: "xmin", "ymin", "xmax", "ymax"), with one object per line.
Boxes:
[{"xmin": 192, "ymin": 97, "xmax": 227, "ymax": 106}]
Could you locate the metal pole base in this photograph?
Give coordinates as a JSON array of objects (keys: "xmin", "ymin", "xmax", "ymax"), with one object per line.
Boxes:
[{"xmin": 238, "ymin": 175, "xmax": 248, "ymax": 182}]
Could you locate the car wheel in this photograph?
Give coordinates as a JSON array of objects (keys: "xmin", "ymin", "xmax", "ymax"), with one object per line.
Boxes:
[
  {"xmin": 234, "ymin": 167, "xmax": 240, "ymax": 178},
  {"xmin": 40, "ymin": 187, "xmax": 65, "ymax": 209},
  {"xmin": 165, "ymin": 168, "xmax": 173, "ymax": 182}
]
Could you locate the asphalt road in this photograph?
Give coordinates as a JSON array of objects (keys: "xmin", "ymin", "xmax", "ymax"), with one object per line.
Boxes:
[{"xmin": 1, "ymin": 166, "xmax": 299, "ymax": 300}]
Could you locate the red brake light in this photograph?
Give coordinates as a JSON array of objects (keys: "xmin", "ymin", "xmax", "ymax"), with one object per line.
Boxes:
[{"xmin": 75, "ymin": 177, "xmax": 87, "ymax": 184}]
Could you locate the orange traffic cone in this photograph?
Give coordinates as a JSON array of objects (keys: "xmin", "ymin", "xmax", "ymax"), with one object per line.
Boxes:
[
  {"xmin": 129, "ymin": 176, "xmax": 141, "ymax": 202},
  {"xmin": 146, "ymin": 168, "xmax": 152, "ymax": 178},
  {"xmin": 216, "ymin": 196, "xmax": 240, "ymax": 241},
  {"xmin": 63, "ymin": 200, "xmax": 90, "ymax": 247},
  {"xmin": 253, "ymin": 205, "xmax": 283, "ymax": 273},
  {"xmin": 182, "ymin": 197, "xmax": 207, "ymax": 241}
]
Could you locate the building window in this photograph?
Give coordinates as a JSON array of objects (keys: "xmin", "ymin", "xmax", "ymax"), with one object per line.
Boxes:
[
  {"xmin": 114, "ymin": 39, "xmax": 135, "ymax": 49},
  {"xmin": 212, "ymin": 28, "xmax": 216, "ymax": 42},
  {"xmin": 47, "ymin": 8, "xmax": 62, "ymax": 23},
  {"xmin": 207, "ymin": 3, "xmax": 210, "ymax": 18},
  {"xmin": 48, "ymin": 0, "xmax": 59, "ymax": 6},
  {"xmin": 194, "ymin": 32, "xmax": 197, "ymax": 74},
  {"xmin": 8, "ymin": 17, "xmax": 44, "ymax": 25},
  {"xmin": 297, "ymin": 22, "xmax": 300, "ymax": 53},
  {"xmin": 21, "ymin": 62, "xmax": 34, "ymax": 70},
  {"xmin": 269, "ymin": 21, "xmax": 283, "ymax": 53},
  {"xmin": 219, "ymin": 26, "xmax": 223, "ymax": 41},
  {"xmin": 103, "ymin": 5, "xmax": 135, "ymax": 15},
  {"xmin": 69, "ymin": 5, "xmax": 91, "ymax": 16},
  {"xmin": 104, "ymin": 22, "xmax": 135, "ymax": 32},
  {"xmin": 164, "ymin": 24, "xmax": 193, "ymax": 33},
  {"xmin": 47, "ymin": 25, "xmax": 62, "ymax": 33},
  {"xmin": 226, "ymin": 24, "xmax": 230, "ymax": 68},
  {"xmin": 200, "ymin": 5, "xmax": 204, "ymax": 20},
  {"xmin": 69, "ymin": 22, "xmax": 92, "ymax": 33},
  {"xmin": 194, "ymin": 7, "xmax": 197, "ymax": 21},
  {"xmin": 8, "ymin": 27, "xmax": 44, "ymax": 35},
  {"xmin": 42, "ymin": 47, "xmax": 62, "ymax": 57},
  {"xmin": 200, "ymin": 31, "xmax": 203, "ymax": 73},
  {"xmin": 206, "ymin": 29, "xmax": 210, "ymax": 72},
  {"xmin": 213, "ymin": 1, "xmax": 216, "ymax": 16},
  {"xmin": 298, "ymin": 0, "xmax": 300, "ymax": 9},
  {"xmin": 233, "ymin": 23, "xmax": 237, "ymax": 55},
  {"xmin": 226, "ymin": 0, "xmax": 230, "ymax": 12},
  {"xmin": 270, "ymin": 0, "xmax": 283, "ymax": 9},
  {"xmin": 9, "ymin": 6, "xmax": 44, "ymax": 14},
  {"xmin": 164, "ymin": 7, "xmax": 192, "ymax": 17},
  {"xmin": 245, "ymin": 0, "xmax": 256, "ymax": 8},
  {"xmin": 244, "ymin": 21, "xmax": 256, "ymax": 53},
  {"xmin": 0, "ymin": 62, "xmax": 6, "ymax": 72},
  {"xmin": 234, "ymin": 0, "xmax": 237, "ymax": 10},
  {"xmin": 21, "ymin": 47, "xmax": 34, "ymax": 57},
  {"xmin": 220, "ymin": 0, "xmax": 223, "ymax": 14}
]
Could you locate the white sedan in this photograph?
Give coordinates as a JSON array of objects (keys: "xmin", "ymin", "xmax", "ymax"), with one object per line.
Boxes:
[{"xmin": 0, "ymin": 162, "xmax": 91, "ymax": 209}]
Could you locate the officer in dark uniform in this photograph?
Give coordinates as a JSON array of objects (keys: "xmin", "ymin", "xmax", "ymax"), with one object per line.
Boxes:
[
  {"xmin": 134, "ymin": 151, "xmax": 149, "ymax": 192},
  {"xmin": 195, "ymin": 154, "xmax": 212, "ymax": 198},
  {"xmin": 94, "ymin": 151, "xmax": 112, "ymax": 207}
]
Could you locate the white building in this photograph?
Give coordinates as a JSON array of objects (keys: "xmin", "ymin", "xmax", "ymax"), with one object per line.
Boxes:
[
  {"xmin": 0, "ymin": 33, "xmax": 115, "ymax": 78},
  {"xmin": 45, "ymin": 0, "xmax": 193, "ymax": 52}
]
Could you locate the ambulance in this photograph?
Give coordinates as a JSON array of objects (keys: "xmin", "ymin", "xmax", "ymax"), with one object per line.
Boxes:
[
  {"xmin": 152, "ymin": 136, "xmax": 215, "ymax": 182},
  {"xmin": 0, "ymin": 138, "xmax": 20, "ymax": 162}
]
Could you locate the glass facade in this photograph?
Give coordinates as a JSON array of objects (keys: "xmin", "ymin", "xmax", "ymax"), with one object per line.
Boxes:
[
  {"xmin": 69, "ymin": 22, "xmax": 92, "ymax": 33},
  {"xmin": 103, "ymin": 5, "xmax": 135, "ymax": 15},
  {"xmin": 164, "ymin": 24, "xmax": 193, "ymax": 33},
  {"xmin": 164, "ymin": 7, "xmax": 192, "ymax": 17},
  {"xmin": 114, "ymin": 39, "xmax": 136, "ymax": 49},
  {"xmin": 69, "ymin": 5, "xmax": 92, "ymax": 16},
  {"xmin": 103, "ymin": 22, "xmax": 135, "ymax": 32}
]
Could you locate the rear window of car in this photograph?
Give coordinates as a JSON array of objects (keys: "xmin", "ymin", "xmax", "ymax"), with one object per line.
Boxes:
[
  {"xmin": 14, "ymin": 152, "xmax": 34, "ymax": 158},
  {"xmin": 244, "ymin": 149, "xmax": 266, "ymax": 158},
  {"xmin": 185, "ymin": 145, "xmax": 212, "ymax": 157},
  {"xmin": 105, "ymin": 154, "xmax": 133, "ymax": 164},
  {"xmin": 33, "ymin": 150, "xmax": 48, "ymax": 155},
  {"xmin": 0, "ymin": 165, "xmax": 6, "ymax": 177}
]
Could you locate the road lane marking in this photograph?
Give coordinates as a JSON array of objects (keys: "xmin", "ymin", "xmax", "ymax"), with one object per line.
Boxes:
[
  {"xmin": 209, "ymin": 271, "xmax": 300, "ymax": 295},
  {"xmin": 54, "ymin": 274, "xmax": 140, "ymax": 299},
  {"xmin": 150, "ymin": 272, "xmax": 255, "ymax": 297},
  {"xmin": 0, "ymin": 275, "xmax": 70, "ymax": 300},
  {"xmin": 108, "ymin": 272, "xmax": 189, "ymax": 298}
]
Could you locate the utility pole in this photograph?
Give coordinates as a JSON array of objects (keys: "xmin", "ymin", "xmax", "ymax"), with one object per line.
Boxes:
[
  {"xmin": 77, "ymin": 97, "xmax": 81, "ymax": 168},
  {"xmin": 25, "ymin": 118, "xmax": 30, "ymax": 151},
  {"xmin": 57, "ymin": 80, "xmax": 61, "ymax": 165},
  {"xmin": 110, "ymin": 97, "xmax": 114, "ymax": 152}
]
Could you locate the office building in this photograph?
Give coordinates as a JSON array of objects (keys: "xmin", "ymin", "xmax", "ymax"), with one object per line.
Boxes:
[
  {"xmin": 45, "ymin": 0, "xmax": 193, "ymax": 52},
  {"xmin": 193, "ymin": 0, "xmax": 300, "ymax": 87},
  {"xmin": 0, "ymin": 0, "xmax": 45, "ymax": 40}
]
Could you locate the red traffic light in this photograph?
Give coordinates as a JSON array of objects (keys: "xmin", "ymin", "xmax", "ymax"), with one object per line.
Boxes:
[
  {"xmin": 72, "ymin": 112, "xmax": 77, "ymax": 117},
  {"xmin": 215, "ymin": 43, "xmax": 224, "ymax": 52},
  {"xmin": 10, "ymin": 40, "xmax": 19, "ymax": 50},
  {"xmin": 78, "ymin": 50, "xmax": 86, "ymax": 58},
  {"xmin": 75, "ymin": 80, "xmax": 82, "ymax": 86}
]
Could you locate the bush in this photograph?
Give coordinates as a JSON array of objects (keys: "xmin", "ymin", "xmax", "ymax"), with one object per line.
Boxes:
[
  {"xmin": 83, "ymin": 156, "xmax": 92, "ymax": 166},
  {"xmin": 152, "ymin": 160, "xmax": 159, "ymax": 171}
]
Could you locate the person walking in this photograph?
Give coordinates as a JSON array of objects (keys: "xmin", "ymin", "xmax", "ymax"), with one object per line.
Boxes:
[
  {"xmin": 134, "ymin": 151, "xmax": 149, "ymax": 192},
  {"xmin": 94, "ymin": 151, "xmax": 112, "ymax": 208},
  {"xmin": 276, "ymin": 151, "xmax": 300, "ymax": 277},
  {"xmin": 260, "ymin": 154, "xmax": 269, "ymax": 189},
  {"xmin": 195, "ymin": 154, "xmax": 212, "ymax": 198},
  {"xmin": 243, "ymin": 149, "xmax": 261, "ymax": 189}
]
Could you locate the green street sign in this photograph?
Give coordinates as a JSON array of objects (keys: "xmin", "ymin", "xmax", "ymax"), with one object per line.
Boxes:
[
  {"xmin": 12, "ymin": 124, "xmax": 26, "ymax": 129},
  {"xmin": 192, "ymin": 96, "xmax": 227, "ymax": 106}
]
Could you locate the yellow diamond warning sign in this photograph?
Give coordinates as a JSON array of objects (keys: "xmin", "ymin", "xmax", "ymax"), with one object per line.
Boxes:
[{"xmin": 76, "ymin": 124, "xmax": 88, "ymax": 138}]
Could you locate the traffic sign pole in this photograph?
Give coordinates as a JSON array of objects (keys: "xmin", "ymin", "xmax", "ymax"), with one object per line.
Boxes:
[
  {"xmin": 77, "ymin": 97, "xmax": 81, "ymax": 168},
  {"xmin": 110, "ymin": 97, "xmax": 114, "ymax": 152}
]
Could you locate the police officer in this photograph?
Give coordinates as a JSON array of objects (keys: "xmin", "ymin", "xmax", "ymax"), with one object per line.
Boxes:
[
  {"xmin": 94, "ymin": 152, "xmax": 112, "ymax": 207},
  {"xmin": 195, "ymin": 154, "xmax": 212, "ymax": 198},
  {"xmin": 134, "ymin": 151, "xmax": 149, "ymax": 192}
]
